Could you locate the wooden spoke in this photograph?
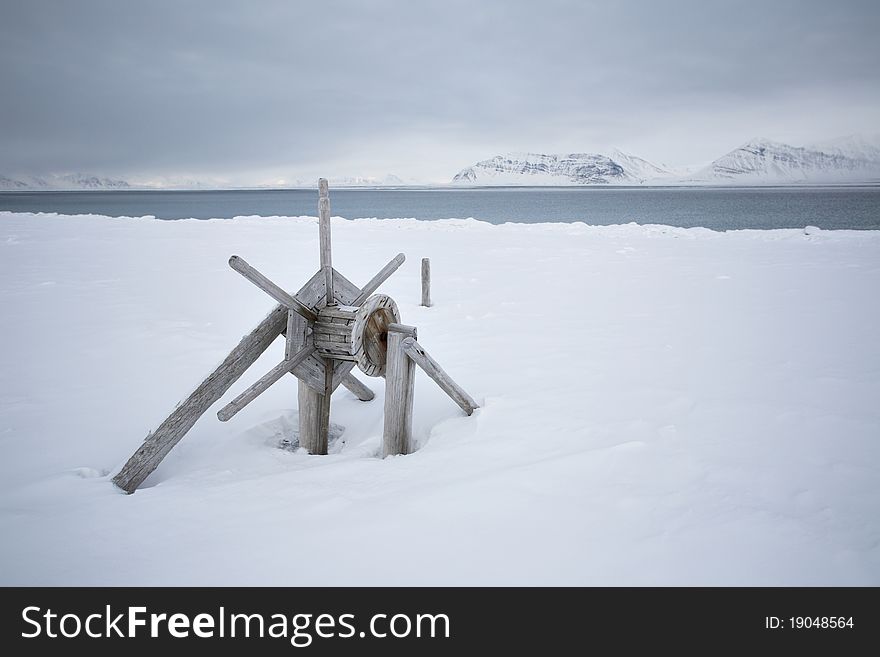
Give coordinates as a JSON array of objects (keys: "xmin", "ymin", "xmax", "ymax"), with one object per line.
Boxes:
[
  {"xmin": 217, "ymin": 345, "xmax": 316, "ymax": 422},
  {"xmin": 229, "ymin": 255, "xmax": 318, "ymax": 322},
  {"xmin": 352, "ymin": 253, "xmax": 406, "ymax": 306}
]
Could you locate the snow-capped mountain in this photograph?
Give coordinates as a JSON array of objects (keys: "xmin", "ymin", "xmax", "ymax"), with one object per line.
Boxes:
[
  {"xmin": 323, "ymin": 174, "xmax": 408, "ymax": 187},
  {"xmin": 687, "ymin": 138, "xmax": 880, "ymax": 184},
  {"xmin": 0, "ymin": 175, "xmax": 28, "ymax": 190},
  {"xmin": 807, "ymin": 134, "xmax": 880, "ymax": 166},
  {"xmin": 0, "ymin": 173, "xmax": 130, "ymax": 190},
  {"xmin": 452, "ymin": 151, "xmax": 672, "ymax": 185}
]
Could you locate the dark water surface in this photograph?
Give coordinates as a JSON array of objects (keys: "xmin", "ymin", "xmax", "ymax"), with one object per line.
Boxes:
[{"xmin": 1, "ymin": 186, "xmax": 878, "ymax": 230}]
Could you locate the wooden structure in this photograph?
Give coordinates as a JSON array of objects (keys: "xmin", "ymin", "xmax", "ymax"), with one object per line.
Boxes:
[{"xmin": 113, "ymin": 179, "xmax": 477, "ymax": 493}]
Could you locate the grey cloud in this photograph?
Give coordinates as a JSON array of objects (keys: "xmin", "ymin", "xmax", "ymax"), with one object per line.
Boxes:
[{"xmin": 1, "ymin": 0, "xmax": 878, "ymax": 181}]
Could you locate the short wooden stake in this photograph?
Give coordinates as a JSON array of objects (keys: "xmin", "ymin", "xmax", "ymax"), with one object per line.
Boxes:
[
  {"xmin": 421, "ymin": 258, "xmax": 431, "ymax": 307},
  {"xmin": 383, "ymin": 324, "xmax": 417, "ymax": 457}
]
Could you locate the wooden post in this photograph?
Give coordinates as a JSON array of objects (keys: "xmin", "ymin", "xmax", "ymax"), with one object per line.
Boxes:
[
  {"xmin": 299, "ymin": 359, "xmax": 333, "ymax": 455},
  {"xmin": 401, "ymin": 338, "xmax": 478, "ymax": 415},
  {"xmin": 318, "ymin": 178, "xmax": 334, "ymax": 306},
  {"xmin": 112, "ymin": 303, "xmax": 289, "ymax": 493},
  {"xmin": 421, "ymin": 258, "xmax": 431, "ymax": 307},
  {"xmin": 341, "ymin": 373, "xmax": 374, "ymax": 401},
  {"xmin": 383, "ymin": 323, "xmax": 417, "ymax": 457},
  {"xmin": 298, "ymin": 381, "xmax": 321, "ymax": 454}
]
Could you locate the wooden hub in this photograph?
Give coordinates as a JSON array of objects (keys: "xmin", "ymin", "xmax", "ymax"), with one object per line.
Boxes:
[{"xmin": 312, "ymin": 294, "xmax": 400, "ymax": 377}]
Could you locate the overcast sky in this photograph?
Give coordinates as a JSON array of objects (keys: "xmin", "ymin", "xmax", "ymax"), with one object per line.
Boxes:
[{"xmin": 1, "ymin": 0, "xmax": 878, "ymax": 183}]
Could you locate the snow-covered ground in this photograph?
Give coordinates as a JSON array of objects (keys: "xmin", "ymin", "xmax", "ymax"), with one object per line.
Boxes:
[{"xmin": 1, "ymin": 212, "xmax": 878, "ymax": 585}]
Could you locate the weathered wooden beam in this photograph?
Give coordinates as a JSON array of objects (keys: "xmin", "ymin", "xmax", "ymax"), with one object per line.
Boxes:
[
  {"xmin": 298, "ymin": 381, "xmax": 321, "ymax": 454},
  {"xmin": 352, "ymin": 253, "xmax": 406, "ymax": 306},
  {"xmin": 216, "ymin": 345, "xmax": 316, "ymax": 422},
  {"xmin": 229, "ymin": 255, "xmax": 318, "ymax": 322},
  {"xmin": 288, "ymin": 269, "xmax": 360, "ymax": 393},
  {"xmin": 421, "ymin": 257, "xmax": 432, "ymax": 307},
  {"xmin": 402, "ymin": 337, "xmax": 478, "ymax": 416},
  {"xmin": 284, "ymin": 309, "xmax": 299, "ymax": 360},
  {"xmin": 318, "ymin": 178, "xmax": 335, "ymax": 306},
  {"xmin": 340, "ymin": 373, "xmax": 375, "ymax": 401},
  {"xmin": 383, "ymin": 324, "xmax": 417, "ymax": 457},
  {"xmin": 112, "ymin": 303, "xmax": 288, "ymax": 494},
  {"xmin": 299, "ymin": 359, "xmax": 333, "ymax": 454}
]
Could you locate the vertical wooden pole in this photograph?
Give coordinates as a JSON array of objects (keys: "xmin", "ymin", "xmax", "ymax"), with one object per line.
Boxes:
[
  {"xmin": 298, "ymin": 381, "xmax": 321, "ymax": 453},
  {"xmin": 318, "ymin": 178, "xmax": 335, "ymax": 306},
  {"xmin": 421, "ymin": 257, "xmax": 432, "ymax": 307},
  {"xmin": 300, "ymin": 178, "xmax": 334, "ymax": 454},
  {"xmin": 317, "ymin": 359, "xmax": 333, "ymax": 453},
  {"xmin": 383, "ymin": 324, "xmax": 417, "ymax": 457},
  {"xmin": 298, "ymin": 360, "xmax": 333, "ymax": 455}
]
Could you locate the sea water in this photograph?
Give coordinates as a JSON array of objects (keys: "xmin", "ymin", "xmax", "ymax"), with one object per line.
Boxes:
[{"xmin": 1, "ymin": 186, "xmax": 878, "ymax": 230}]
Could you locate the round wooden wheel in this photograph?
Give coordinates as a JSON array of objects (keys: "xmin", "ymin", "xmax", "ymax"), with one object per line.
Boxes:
[{"xmin": 351, "ymin": 294, "xmax": 400, "ymax": 377}]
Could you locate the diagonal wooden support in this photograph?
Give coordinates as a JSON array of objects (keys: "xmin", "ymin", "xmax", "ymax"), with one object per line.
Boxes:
[
  {"xmin": 340, "ymin": 372, "xmax": 374, "ymax": 401},
  {"xmin": 229, "ymin": 255, "xmax": 318, "ymax": 322},
  {"xmin": 112, "ymin": 304, "xmax": 289, "ymax": 493},
  {"xmin": 217, "ymin": 345, "xmax": 316, "ymax": 422},
  {"xmin": 401, "ymin": 338, "xmax": 478, "ymax": 416}
]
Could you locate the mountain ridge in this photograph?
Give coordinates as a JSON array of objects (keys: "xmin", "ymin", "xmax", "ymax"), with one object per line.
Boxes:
[{"xmin": 4, "ymin": 135, "xmax": 880, "ymax": 190}]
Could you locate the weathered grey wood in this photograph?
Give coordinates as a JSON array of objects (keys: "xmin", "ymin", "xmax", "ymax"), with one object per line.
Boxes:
[
  {"xmin": 318, "ymin": 178, "xmax": 335, "ymax": 305},
  {"xmin": 217, "ymin": 345, "xmax": 316, "ymax": 421},
  {"xmin": 402, "ymin": 338, "xmax": 478, "ymax": 416},
  {"xmin": 313, "ymin": 305, "xmax": 356, "ymax": 359},
  {"xmin": 387, "ymin": 323, "xmax": 418, "ymax": 338},
  {"xmin": 318, "ymin": 340, "xmax": 354, "ymax": 352},
  {"xmin": 318, "ymin": 359, "xmax": 333, "ymax": 452},
  {"xmin": 351, "ymin": 295, "xmax": 401, "ymax": 377},
  {"xmin": 298, "ymin": 380, "xmax": 321, "ymax": 454},
  {"xmin": 300, "ymin": 358, "xmax": 333, "ymax": 455},
  {"xmin": 289, "ymin": 268, "xmax": 361, "ymax": 393},
  {"xmin": 313, "ymin": 321, "xmax": 352, "ymax": 335},
  {"xmin": 421, "ymin": 257, "xmax": 432, "ymax": 307},
  {"xmin": 112, "ymin": 304, "xmax": 289, "ymax": 493},
  {"xmin": 341, "ymin": 373, "xmax": 374, "ymax": 401},
  {"xmin": 383, "ymin": 324, "xmax": 417, "ymax": 457},
  {"xmin": 229, "ymin": 255, "xmax": 318, "ymax": 322},
  {"xmin": 316, "ymin": 305, "xmax": 359, "ymax": 318},
  {"xmin": 352, "ymin": 253, "xmax": 406, "ymax": 306},
  {"xmin": 284, "ymin": 309, "xmax": 298, "ymax": 360}
]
